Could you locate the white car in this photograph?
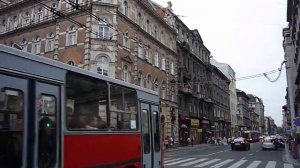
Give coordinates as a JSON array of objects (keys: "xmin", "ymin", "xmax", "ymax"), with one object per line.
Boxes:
[{"xmin": 261, "ymin": 137, "xmax": 277, "ymax": 150}]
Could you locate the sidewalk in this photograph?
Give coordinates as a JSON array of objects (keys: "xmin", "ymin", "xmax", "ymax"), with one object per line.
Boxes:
[{"xmin": 283, "ymin": 144, "xmax": 300, "ymax": 166}]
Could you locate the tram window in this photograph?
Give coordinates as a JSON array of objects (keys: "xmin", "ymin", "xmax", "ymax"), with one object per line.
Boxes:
[
  {"xmin": 66, "ymin": 72, "xmax": 108, "ymax": 130},
  {"xmin": 142, "ymin": 109, "xmax": 150, "ymax": 154},
  {"xmin": 110, "ymin": 85, "xmax": 137, "ymax": 130},
  {"xmin": 153, "ymin": 111, "xmax": 160, "ymax": 152},
  {"xmin": 37, "ymin": 95, "xmax": 57, "ymax": 168},
  {"xmin": 0, "ymin": 89, "xmax": 24, "ymax": 167}
]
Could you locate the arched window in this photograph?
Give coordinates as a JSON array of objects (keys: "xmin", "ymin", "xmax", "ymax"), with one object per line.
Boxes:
[
  {"xmin": 10, "ymin": 16, "xmax": 18, "ymax": 29},
  {"xmin": 153, "ymin": 78, "xmax": 159, "ymax": 93},
  {"xmin": 98, "ymin": 18, "xmax": 109, "ymax": 39},
  {"xmin": 67, "ymin": 61, "xmax": 75, "ymax": 66},
  {"xmin": 22, "ymin": 12, "xmax": 30, "ymax": 26},
  {"xmin": 35, "ymin": 8, "xmax": 43, "ymax": 23},
  {"xmin": 123, "ymin": 1, "xmax": 128, "ymax": 16},
  {"xmin": 146, "ymin": 74, "xmax": 152, "ymax": 90},
  {"xmin": 51, "ymin": 3, "xmax": 58, "ymax": 18},
  {"xmin": 137, "ymin": 70, "xmax": 143, "ymax": 87},
  {"xmin": 20, "ymin": 39, "xmax": 28, "ymax": 51},
  {"xmin": 146, "ymin": 20, "xmax": 149, "ymax": 32},
  {"xmin": 122, "ymin": 64, "xmax": 129, "ymax": 82},
  {"xmin": 67, "ymin": 25, "xmax": 76, "ymax": 46},
  {"xmin": 46, "ymin": 32, "xmax": 55, "ymax": 52},
  {"xmin": 96, "ymin": 56, "xmax": 109, "ymax": 76},
  {"xmin": 32, "ymin": 35, "xmax": 41, "ymax": 54}
]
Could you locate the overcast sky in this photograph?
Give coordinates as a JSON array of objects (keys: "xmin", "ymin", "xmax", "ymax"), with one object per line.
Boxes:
[{"xmin": 152, "ymin": 0, "xmax": 288, "ymax": 126}]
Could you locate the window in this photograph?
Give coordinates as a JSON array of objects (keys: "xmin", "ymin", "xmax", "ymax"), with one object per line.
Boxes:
[
  {"xmin": 123, "ymin": 1, "xmax": 128, "ymax": 16},
  {"xmin": 144, "ymin": 46, "xmax": 149, "ymax": 60},
  {"xmin": 67, "ymin": 25, "xmax": 76, "ymax": 46},
  {"xmin": 154, "ymin": 52, "xmax": 159, "ymax": 67},
  {"xmin": 153, "ymin": 79, "xmax": 159, "ymax": 93},
  {"xmin": 137, "ymin": 71, "xmax": 143, "ymax": 87},
  {"xmin": 110, "ymin": 85, "xmax": 138, "ymax": 130},
  {"xmin": 98, "ymin": 18, "xmax": 109, "ymax": 39},
  {"xmin": 66, "ymin": 72, "xmax": 108, "ymax": 130},
  {"xmin": 32, "ymin": 35, "xmax": 41, "ymax": 54},
  {"xmin": 137, "ymin": 13, "xmax": 142, "ymax": 26},
  {"xmin": 35, "ymin": 8, "xmax": 43, "ymax": 23},
  {"xmin": 161, "ymin": 81, "xmax": 166, "ymax": 99},
  {"xmin": 51, "ymin": 3, "xmax": 58, "ymax": 18},
  {"xmin": 0, "ymin": 88, "xmax": 24, "ymax": 167},
  {"xmin": 161, "ymin": 57, "xmax": 166, "ymax": 70},
  {"xmin": 170, "ymin": 62, "xmax": 175, "ymax": 75},
  {"xmin": 152, "ymin": 107, "xmax": 160, "ymax": 152},
  {"xmin": 122, "ymin": 64, "xmax": 129, "ymax": 82},
  {"xmin": 141, "ymin": 104, "xmax": 150, "ymax": 154},
  {"xmin": 96, "ymin": 56, "xmax": 109, "ymax": 76},
  {"xmin": 0, "ymin": 19, "xmax": 6, "ymax": 33},
  {"xmin": 46, "ymin": 33, "xmax": 55, "ymax": 52},
  {"xmin": 154, "ymin": 26, "xmax": 158, "ymax": 38},
  {"xmin": 146, "ymin": 75, "xmax": 152, "ymax": 90},
  {"xmin": 10, "ymin": 16, "xmax": 18, "ymax": 29},
  {"xmin": 20, "ymin": 39, "xmax": 28, "ymax": 52},
  {"xmin": 67, "ymin": 61, "xmax": 75, "ymax": 66},
  {"xmin": 22, "ymin": 12, "xmax": 30, "ymax": 26},
  {"xmin": 123, "ymin": 32, "xmax": 129, "ymax": 48},
  {"xmin": 138, "ymin": 44, "xmax": 144, "ymax": 59},
  {"xmin": 146, "ymin": 20, "xmax": 149, "ymax": 32}
]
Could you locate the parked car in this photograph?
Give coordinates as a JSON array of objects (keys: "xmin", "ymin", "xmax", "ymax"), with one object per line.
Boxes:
[
  {"xmin": 231, "ymin": 137, "xmax": 250, "ymax": 150},
  {"xmin": 261, "ymin": 137, "xmax": 277, "ymax": 150}
]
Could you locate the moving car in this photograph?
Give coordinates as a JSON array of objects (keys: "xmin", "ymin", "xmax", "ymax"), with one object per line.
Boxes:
[
  {"xmin": 231, "ymin": 137, "xmax": 250, "ymax": 150},
  {"xmin": 261, "ymin": 137, "xmax": 277, "ymax": 150}
]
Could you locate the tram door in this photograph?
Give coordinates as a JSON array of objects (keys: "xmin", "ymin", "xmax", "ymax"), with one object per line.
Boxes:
[
  {"xmin": 141, "ymin": 103, "xmax": 161, "ymax": 168},
  {"xmin": 34, "ymin": 81, "xmax": 60, "ymax": 168}
]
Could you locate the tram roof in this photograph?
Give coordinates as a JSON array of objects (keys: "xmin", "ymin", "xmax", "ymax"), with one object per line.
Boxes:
[{"xmin": 0, "ymin": 45, "xmax": 158, "ymax": 96}]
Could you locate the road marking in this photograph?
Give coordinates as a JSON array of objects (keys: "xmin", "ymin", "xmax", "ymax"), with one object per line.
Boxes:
[
  {"xmin": 284, "ymin": 163, "xmax": 294, "ymax": 168},
  {"xmin": 178, "ymin": 158, "xmax": 208, "ymax": 166},
  {"xmin": 210, "ymin": 159, "xmax": 234, "ymax": 168},
  {"xmin": 164, "ymin": 158, "xmax": 183, "ymax": 163},
  {"xmin": 240, "ymin": 157, "xmax": 246, "ymax": 160},
  {"xmin": 164, "ymin": 158, "xmax": 196, "ymax": 166},
  {"xmin": 227, "ymin": 160, "xmax": 247, "ymax": 168},
  {"xmin": 256, "ymin": 150, "xmax": 259, "ymax": 152},
  {"xmin": 194, "ymin": 159, "xmax": 221, "ymax": 167},
  {"xmin": 249, "ymin": 153, "xmax": 254, "ymax": 155},
  {"xmin": 201, "ymin": 151, "xmax": 224, "ymax": 156},
  {"xmin": 265, "ymin": 161, "xmax": 276, "ymax": 168},
  {"xmin": 246, "ymin": 160, "xmax": 261, "ymax": 168}
]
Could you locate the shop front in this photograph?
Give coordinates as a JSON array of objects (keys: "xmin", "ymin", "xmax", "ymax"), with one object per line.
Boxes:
[
  {"xmin": 201, "ymin": 119, "xmax": 211, "ymax": 143},
  {"xmin": 178, "ymin": 114, "xmax": 190, "ymax": 145},
  {"xmin": 190, "ymin": 118, "xmax": 200, "ymax": 144}
]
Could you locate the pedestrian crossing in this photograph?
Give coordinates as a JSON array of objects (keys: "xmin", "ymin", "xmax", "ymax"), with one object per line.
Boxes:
[{"xmin": 164, "ymin": 157, "xmax": 295, "ymax": 168}]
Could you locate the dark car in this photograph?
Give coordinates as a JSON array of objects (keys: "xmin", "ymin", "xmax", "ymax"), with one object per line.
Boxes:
[{"xmin": 231, "ymin": 137, "xmax": 250, "ymax": 151}]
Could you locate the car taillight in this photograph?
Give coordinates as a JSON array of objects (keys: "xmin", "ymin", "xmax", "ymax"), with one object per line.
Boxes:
[{"xmin": 241, "ymin": 141, "xmax": 245, "ymax": 144}]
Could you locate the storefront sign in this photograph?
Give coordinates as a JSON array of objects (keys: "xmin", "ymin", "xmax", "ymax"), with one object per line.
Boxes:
[{"xmin": 191, "ymin": 119, "xmax": 199, "ymax": 127}]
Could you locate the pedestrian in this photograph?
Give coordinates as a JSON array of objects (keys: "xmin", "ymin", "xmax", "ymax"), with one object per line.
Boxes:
[
  {"xmin": 187, "ymin": 137, "xmax": 191, "ymax": 145},
  {"xmin": 191, "ymin": 137, "xmax": 194, "ymax": 146}
]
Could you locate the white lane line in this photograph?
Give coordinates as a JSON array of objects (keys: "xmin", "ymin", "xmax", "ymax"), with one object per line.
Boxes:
[
  {"xmin": 227, "ymin": 160, "xmax": 248, "ymax": 168},
  {"xmin": 246, "ymin": 161, "xmax": 262, "ymax": 168},
  {"xmin": 194, "ymin": 159, "xmax": 221, "ymax": 167},
  {"xmin": 249, "ymin": 153, "xmax": 254, "ymax": 155},
  {"xmin": 240, "ymin": 157, "xmax": 246, "ymax": 160},
  {"xmin": 256, "ymin": 150, "xmax": 259, "ymax": 152},
  {"xmin": 179, "ymin": 158, "xmax": 208, "ymax": 167},
  {"xmin": 210, "ymin": 159, "xmax": 234, "ymax": 168},
  {"xmin": 164, "ymin": 158, "xmax": 183, "ymax": 163},
  {"xmin": 284, "ymin": 163, "xmax": 294, "ymax": 168},
  {"xmin": 164, "ymin": 158, "xmax": 196, "ymax": 166},
  {"xmin": 265, "ymin": 161, "xmax": 276, "ymax": 168}
]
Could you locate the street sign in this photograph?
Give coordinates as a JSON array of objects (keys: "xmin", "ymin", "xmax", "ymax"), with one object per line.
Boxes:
[{"xmin": 293, "ymin": 118, "xmax": 300, "ymax": 126}]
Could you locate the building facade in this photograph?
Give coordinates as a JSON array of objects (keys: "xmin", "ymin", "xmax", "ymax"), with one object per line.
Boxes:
[
  {"xmin": 210, "ymin": 59, "xmax": 237, "ymax": 137},
  {"xmin": 0, "ymin": 0, "xmax": 178, "ymax": 141},
  {"xmin": 236, "ymin": 89, "xmax": 251, "ymax": 135},
  {"xmin": 247, "ymin": 94, "xmax": 264, "ymax": 133}
]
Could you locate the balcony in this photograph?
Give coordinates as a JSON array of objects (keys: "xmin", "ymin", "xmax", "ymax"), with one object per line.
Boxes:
[
  {"xmin": 178, "ymin": 84, "xmax": 192, "ymax": 94},
  {"xmin": 197, "ymin": 93, "xmax": 205, "ymax": 99}
]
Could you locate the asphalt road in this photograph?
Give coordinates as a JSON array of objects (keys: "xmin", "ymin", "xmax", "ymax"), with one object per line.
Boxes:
[{"xmin": 164, "ymin": 143, "xmax": 297, "ymax": 168}]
